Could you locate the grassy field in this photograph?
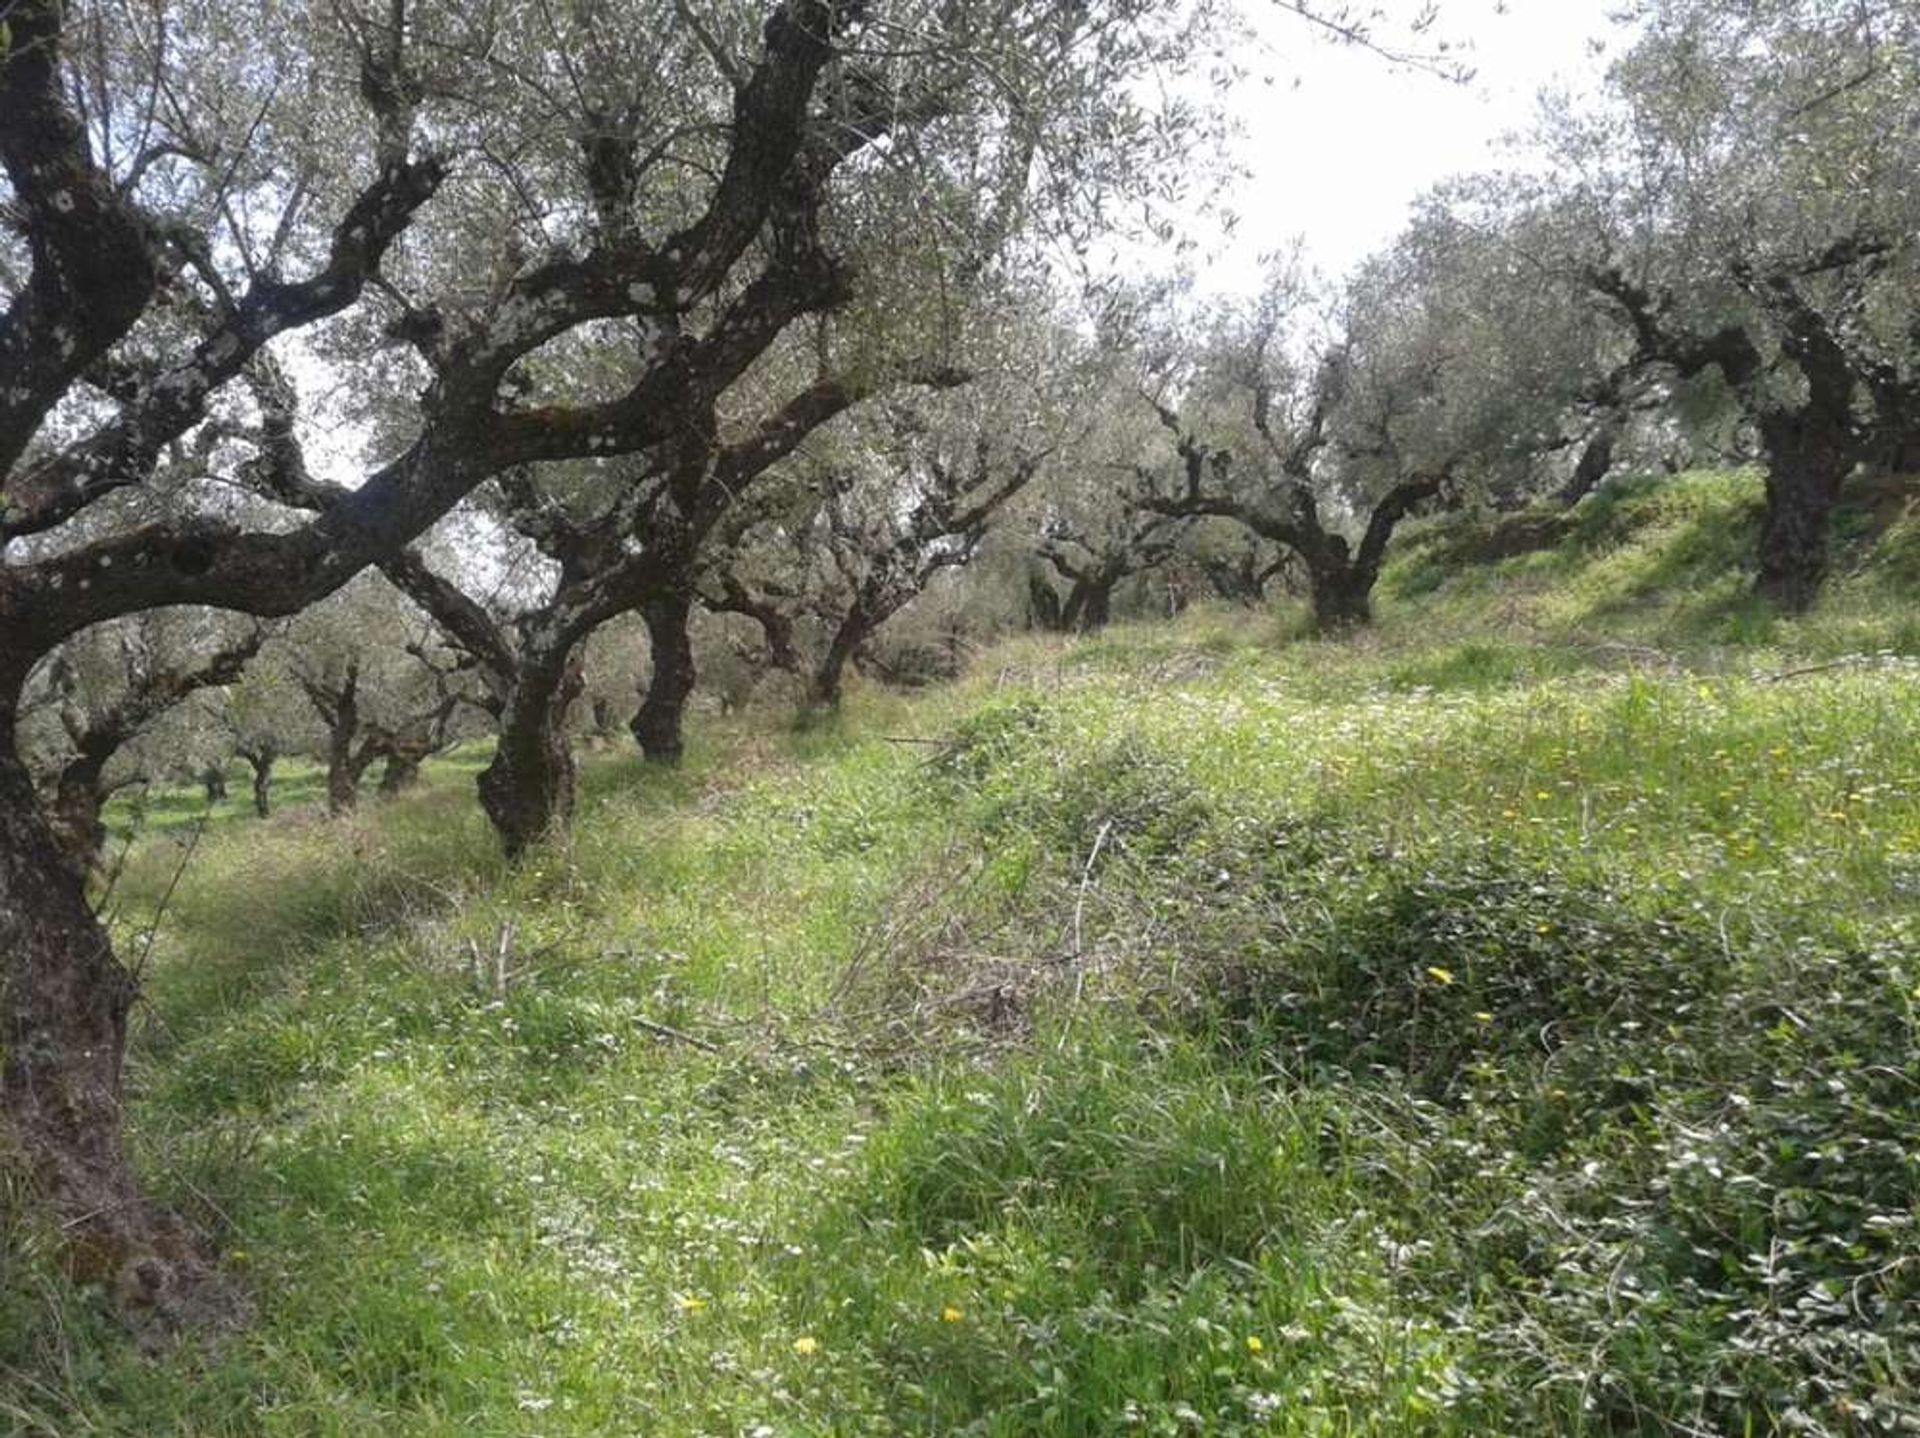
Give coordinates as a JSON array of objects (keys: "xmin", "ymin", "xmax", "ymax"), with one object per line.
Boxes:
[{"xmin": 3, "ymin": 470, "xmax": 1916, "ymax": 1435}]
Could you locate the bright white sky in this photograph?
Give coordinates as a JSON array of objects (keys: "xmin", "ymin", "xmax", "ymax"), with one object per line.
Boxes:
[{"xmin": 1189, "ymin": 0, "xmax": 1629, "ymax": 294}]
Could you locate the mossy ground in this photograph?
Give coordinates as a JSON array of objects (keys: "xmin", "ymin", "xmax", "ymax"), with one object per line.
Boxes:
[{"xmin": 3, "ymin": 470, "xmax": 1916, "ymax": 1435}]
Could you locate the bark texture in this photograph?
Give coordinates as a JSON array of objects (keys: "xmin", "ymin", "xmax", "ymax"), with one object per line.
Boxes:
[
  {"xmin": 0, "ymin": 712, "xmax": 230, "ymax": 1335},
  {"xmin": 471, "ymin": 630, "xmax": 584, "ymax": 856},
  {"xmin": 632, "ymin": 593, "xmax": 698, "ymax": 764}
]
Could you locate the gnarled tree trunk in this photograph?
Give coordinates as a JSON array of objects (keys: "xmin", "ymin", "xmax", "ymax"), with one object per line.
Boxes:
[
  {"xmin": 377, "ymin": 751, "xmax": 424, "ymax": 796},
  {"xmin": 808, "ymin": 623, "xmax": 863, "ymax": 711},
  {"xmin": 1065, "ymin": 574, "xmax": 1116, "ymax": 633},
  {"xmin": 478, "ymin": 647, "xmax": 583, "ymax": 859},
  {"xmin": 1556, "ymin": 413, "xmax": 1623, "ymax": 508},
  {"xmin": 304, "ymin": 665, "xmax": 376, "ymax": 817},
  {"xmin": 242, "ymin": 748, "xmax": 276, "ymax": 819},
  {"xmin": 588, "ymin": 696, "xmax": 621, "ymax": 747},
  {"xmin": 1027, "ymin": 572, "xmax": 1067, "ymax": 632},
  {"xmin": 46, "ymin": 750, "xmax": 115, "ymax": 876},
  {"xmin": 1755, "ymin": 410, "xmax": 1853, "ymax": 612},
  {"xmin": 324, "ymin": 722, "xmax": 373, "ymax": 817},
  {"xmin": 1, "ymin": 707, "xmax": 215, "ymax": 1314},
  {"xmin": 1305, "ymin": 558, "xmax": 1375, "ymax": 629},
  {"xmin": 1302, "ymin": 472, "xmax": 1444, "ymax": 634},
  {"xmin": 632, "ymin": 592, "xmax": 696, "ymax": 764}
]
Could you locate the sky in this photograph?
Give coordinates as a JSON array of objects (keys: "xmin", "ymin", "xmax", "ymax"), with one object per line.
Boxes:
[{"xmin": 1188, "ymin": 0, "xmax": 1629, "ymax": 294}]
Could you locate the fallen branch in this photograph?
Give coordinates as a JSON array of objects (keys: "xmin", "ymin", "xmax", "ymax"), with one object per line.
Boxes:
[
  {"xmin": 493, "ymin": 922, "xmax": 515, "ymax": 997},
  {"xmin": 633, "ymin": 1015, "xmax": 722, "ymax": 1053},
  {"xmin": 130, "ymin": 806, "xmax": 214, "ymax": 983},
  {"xmin": 1763, "ymin": 656, "xmax": 1877, "ymax": 684},
  {"xmin": 1058, "ymin": 819, "xmax": 1116, "ymax": 1051}
]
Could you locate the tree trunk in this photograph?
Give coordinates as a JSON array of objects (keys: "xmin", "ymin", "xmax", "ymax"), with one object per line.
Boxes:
[
  {"xmin": 808, "ymin": 612, "xmax": 871, "ymax": 711},
  {"xmin": 1557, "ymin": 415, "xmax": 1622, "ymax": 508},
  {"xmin": 1885, "ymin": 432, "xmax": 1920, "ymax": 475},
  {"xmin": 1755, "ymin": 414, "xmax": 1852, "ymax": 612},
  {"xmin": 1027, "ymin": 573, "xmax": 1066, "ymax": 632},
  {"xmin": 324, "ymin": 747, "xmax": 356, "ymax": 814},
  {"xmin": 1307, "ymin": 560, "xmax": 1373, "ymax": 631},
  {"xmin": 245, "ymin": 752, "xmax": 274, "ymax": 819},
  {"xmin": 631, "ymin": 592, "xmax": 696, "ymax": 765},
  {"xmin": 1, "ymin": 715, "xmax": 215, "ymax": 1313},
  {"xmin": 1201, "ymin": 552, "xmax": 1264, "ymax": 606},
  {"xmin": 377, "ymin": 752, "xmax": 423, "ymax": 797},
  {"xmin": 478, "ymin": 646, "xmax": 583, "ymax": 859},
  {"xmin": 323, "ymin": 701, "xmax": 359, "ymax": 815},
  {"xmin": 1063, "ymin": 575, "xmax": 1115, "ymax": 634},
  {"xmin": 48, "ymin": 753, "xmax": 110, "ymax": 876},
  {"xmin": 589, "ymin": 696, "xmax": 618, "ymax": 746},
  {"xmin": 1755, "ymin": 461, "xmax": 1841, "ymax": 611}
]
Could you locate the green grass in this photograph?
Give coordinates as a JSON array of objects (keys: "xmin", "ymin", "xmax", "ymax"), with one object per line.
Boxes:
[
  {"xmin": 3, "ymin": 469, "xmax": 1917, "ymax": 1435},
  {"xmin": 1380, "ymin": 466, "xmax": 1920, "ymax": 656},
  {"xmin": 97, "ymin": 744, "xmax": 499, "ymax": 850}
]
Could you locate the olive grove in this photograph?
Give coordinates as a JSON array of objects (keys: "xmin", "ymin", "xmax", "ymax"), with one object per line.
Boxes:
[
  {"xmin": 0, "ymin": 0, "xmax": 1228, "ymax": 1306},
  {"xmin": 3, "ymin": 0, "xmax": 1914, "ymax": 1334}
]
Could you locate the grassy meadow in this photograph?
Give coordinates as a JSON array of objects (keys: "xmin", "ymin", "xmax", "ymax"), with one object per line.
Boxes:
[{"xmin": 3, "ymin": 470, "xmax": 1916, "ymax": 1435}]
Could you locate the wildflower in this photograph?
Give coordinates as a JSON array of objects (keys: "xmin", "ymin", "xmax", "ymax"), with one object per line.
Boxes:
[
  {"xmin": 1473, "ymin": 1012, "xmax": 1494, "ymax": 1024},
  {"xmin": 792, "ymin": 1335, "xmax": 819, "ymax": 1356},
  {"xmin": 1246, "ymin": 1335, "xmax": 1264, "ymax": 1353},
  {"xmin": 677, "ymin": 1294, "xmax": 707, "ymax": 1312},
  {"xmin": 941, "ymin": 1306, "xmax": 964, "ymax": 1323},
  {"xmin": 1425, "ymin": 966, "xmax": 1455, "ymax": 985},
  {"xmin": 1247, "ymin": 1391, "xmax": 1283, "ymax": 1420}
]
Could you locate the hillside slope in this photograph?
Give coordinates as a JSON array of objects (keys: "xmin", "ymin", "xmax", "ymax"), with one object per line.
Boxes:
[{"xmin": 4, "ymin": 471, "xmax": 1916, "ymax": 1436}]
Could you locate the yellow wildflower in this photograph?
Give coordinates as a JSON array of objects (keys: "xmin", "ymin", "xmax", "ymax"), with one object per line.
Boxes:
[
  {"xmin": 1246, "ymin": 1335, "xmax": 1264, "ymax": 1353},
  {"xmin": 1425, "ymin": 966, "xmax": 1455, "ymax": 986},
  {"xmin": 942, "ymin": 1306, "xmax": 964, "ymax": 1323},
  {"xmin": 792, "ymin": 1336, "xmax": 819, "ymax": 1356}
]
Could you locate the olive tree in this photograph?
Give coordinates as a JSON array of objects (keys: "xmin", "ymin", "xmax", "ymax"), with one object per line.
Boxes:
[
  {"xmin": 1014, "ymin": 358, "xmax": 1203, "ymax": 633},
  {"xmin": 217, "ymin": 644, "xmax": 325, "ymax": 818},
  {"xmin": 706, "ymin": 322, "xmax": 1090, "ymax": 708},
  {"xmin": 17, "ymin": 611, "xmax": 263, "ymax": 871},
  {"xmin": 284, "ymin": 576, "xmax": 480, "ymax": 814},
  {"xmin": 1540, "ymin": 0, "xmax": 1920, "ymax": 605},
  {"xmin": 1143, "ymin": 212, "xmax": 1594, "ymax": 629},
  {"xmin": 374, "ymin": 4, "xmax": 1225, "ymax": 834}
]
